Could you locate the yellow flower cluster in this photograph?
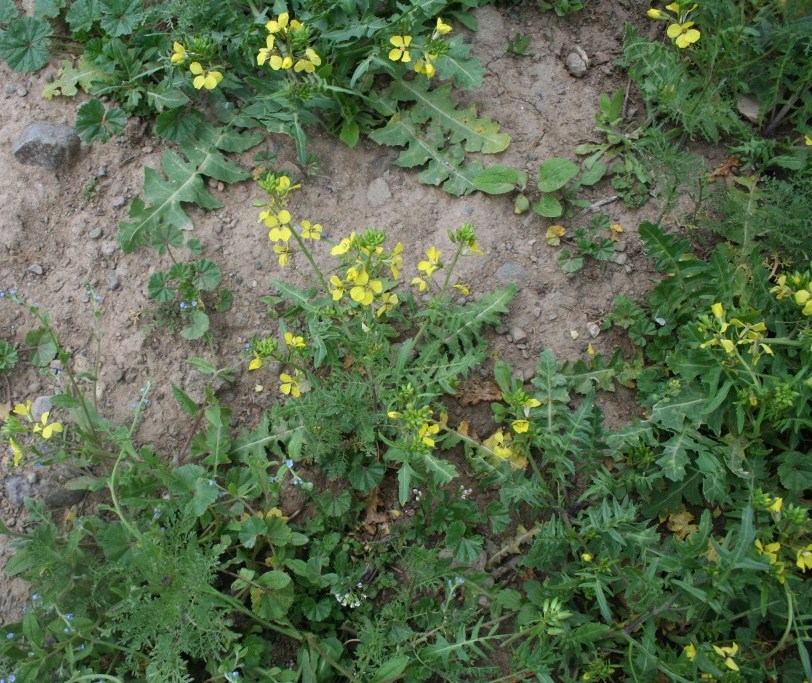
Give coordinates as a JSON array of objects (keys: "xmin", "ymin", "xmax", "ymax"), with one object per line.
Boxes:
[
  {"xmin": 483, "ymin": 429, "xmax": 527, "ymax": 470},
  {"xmin": 683, "ymin": 642, "xmax": 740, "ymax": 672},
  {"xmin": 388, "ymin": 17, "xmax": 453, "ymax": 80},
  {"xmin": 257, "ymin": 12, "xmax": 322, "ymax": 73},
  {"xmin": 647, "ymin": 2, "xmax": 700, "ymax": 49},
  {"xmin": 770, "ymin": 270, "xmax": 812, "ymax": 316},
  {"xmin": 4, "ymin": 400, "xmax": 64, "ymax": 466},
  {"xmin": 328, "ymin": 233, "xmax": 402, "ymax": 315},
  {"xmin": 255, "ymin": 174, "xmax": 321, "ymax": 265},
  {"xmin": 170, "ymin": 42, "xmax": 224, "ymax": 90},
  {"xmin": 699, "ymin": 302, "xmax": 773, "ymax": 359}
]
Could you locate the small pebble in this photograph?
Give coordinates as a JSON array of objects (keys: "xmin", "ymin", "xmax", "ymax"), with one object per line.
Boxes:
[
  {"xmin": 107, "ymin": 276, "xmax": 121, "ymax": 291},
  {"xmin": 88, "ymin": 227, "xmax": 103, "ymax": 239},
  {"xmin": 510, "ymin": 326, "xmax": 527, "ymax": 343},
  {"xmin": 28, "ymin": 264, "xmax": 44, "ymax": 276},
  {"xmin": 587, "ymin": 322, "xmax": 601, "ymax": 338}
]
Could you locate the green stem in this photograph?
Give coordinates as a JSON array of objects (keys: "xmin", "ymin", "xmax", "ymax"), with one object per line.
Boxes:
[{"xmin": 290, "ymin": 226, "xmax": 330, "ymax": 293}]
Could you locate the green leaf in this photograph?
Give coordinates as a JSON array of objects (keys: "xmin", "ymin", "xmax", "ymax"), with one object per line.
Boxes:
[
  {"xmin": 65, "ymin": 0, "xmax": 100, "ymax": 32},
  {"xmin": 190, "ymin": 477, "xmax": 218, "ymax": 517},
  {"xmin": 319, "ymin": 490, "xmax": 351, "ymax": 517},
  {"xmin": 537, "ymin": 158, "xmax": 579, "ymax": 192},
  {"xmin": 146, "ymin": 85, "xmax": 189, "ymax": 111},
  {"xmin": 369, "ymin": 655, "xmax": 410, "ymax": 683},
  {"xmin": 75, "ymin": 98, "xmax": 127, "ymax": 143},
  {"xmin": 349, "ymin": 460, "xmax": 385, "ymax": 491},
  {"xmin": 99, "ymin": 0, "xmax": 141, "ymax": 36},
  {"xmin": 435, "ymin": 34, "xmax": 484, "ymax": 89},
  {"xmin": 531, "ymin": 193, "xmax": 563, "ymax": 218},
  {"xmin": 0, "ymin": 0, "xmax": 18, "ymax": 23},
  {"xmin": 147, "ymin": 271, "xmax": 175, "ymax": 302},
  {"xmin": 656, "ymin": 430, "xmax": 708, "ymax": 481},
  {"xmin": 192, "ymin": 259, "xmax": 220, "ymax": 291},
  {"xmin": 265, "ymin": 516, "xmax": 291, "ymax": 545},
  {"xmin": 558, "ymin": 249, "xmax": 583, "ymax": 273},
  {"xmin": 302, "ymin": 597, "xmax": 332, "ymax": 622},
  {"xmin": 42, "ymin": 57, "xmax": 108, "ymax": 98},
  {"xmin": 649, "ymin": 384, "xmax": 708, "ymax": 430},
  {"xmin": 35, "ymin": 0, "xmax": 64, "ymax": 19},
  {"xmin": 171, "ymin": 383, "xmax": 200, "ymax": 416},
  {"xmin": 473, "ymin": 165, "xmax": 527, "ymax": 194},
  {"xmin": 579, "ymin": 160, "xmax": 607, "ymax": 186},
  {"xmin": 259, "ymin": 569, "xmax": 291, "ymax": 590},
  {"xmin": 0, "ymin": 17, "xmax": 52, "ymax": 72},
  {"xmin": 181, "ymin": 310, "xmax": 210, "ymax": 340},
  {"xmin": 25, "ymin": 328, "xmax": 57, "ymax": 367},
  {"xmin": 238, "ymin": 516, "xmax": 267, "ymax": 549},
  {"xmin": 339, "ymin": 119, "xmax": 359, "ymax": 147},
  {"xmin": 421, "ymin": 452, "xmax": 457, "ymax": 486},
  {"xmin": 777, "ymin": 451, "xmax": 812, "ymax": 492}
]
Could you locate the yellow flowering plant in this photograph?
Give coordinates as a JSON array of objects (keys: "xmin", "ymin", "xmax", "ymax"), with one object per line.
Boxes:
[{"xmin": 647, "ymin": 1, "xmax": 701, "ymax": 48}]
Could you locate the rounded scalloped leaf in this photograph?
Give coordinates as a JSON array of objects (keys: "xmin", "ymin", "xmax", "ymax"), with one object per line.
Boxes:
[{"xmin": 0, "ymin": 16, "xmax": 52, "ymax": 72}]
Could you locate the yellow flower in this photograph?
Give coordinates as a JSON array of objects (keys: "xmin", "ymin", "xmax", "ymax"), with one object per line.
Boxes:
[
  {"xmin": 266, "ymin": 12, "xmax": 301, "ymax": 34},
  {"xmin": 610, "ymin": 223, "xmax": 624, "ymax": 240},
  {"xmin": 171, "ymin": 41, "xmax": 187, "ymax": 65},
  {"xmin": 331, "ymin": 232, "xmax": 356, "ymax": 256},
  {"xmin": 279, "ymin": 371, "xmax": 301, "ymax": 397},
  {"xmin": 711, "ymin": 302, "xmax": 724, "ymax": 320},
  {"xmin": 666, "ymin": 21, "xmax": 700, "ymax": 48},
  {"xmin": 248, "ymin": 353, "xmax": 263, "ymax": 371},
  {"xmin": 349, "ymin": 269, "xmax": 383, "ymax": 306},
  {"xmin": 806, "ymin": 135, "xmax": 812, "ymax": 146},
  {"xmin": 411, "ymin": 276, "xmax": 428, "ymax": 292},
  {"xmin": 294, "ymin": 48, "xmax": 322, "ymax": 73},
  {"xmin": 434, "ymin": 17, "xmax": 452, "ymax": 36},
  {"xmin": 284, "ymin": 331, "xmax": 305, "ymax": 349},
  {"xmin": 300, "ymin": 220, "xmax": 322, "ymax": 240},
  {"xmin": 719, "ymin": 338, "xmax": 735, "ymax": 354},
  {"xmin": 767, "ymin": 496, "xmax": 783, "ymax": 513},
  {"xmin": 257, "ymin": 35, "xmax": 276, "ymax": 66},
  {"xmin": 274, "ymin": 244, "xmax": 293, "ymax": 266},
  {"xmin": 522, "ymin": 398, "xmax": 541, "ymax": 415},
  {"xmin": 261, "ymin": 208, "xmax": 292, "ymax": 230},
  {"xmin": 418, "ymin": 247, "xmax": 442, "ymax": 276},
  {"xmin": 9, "ymin": 437, "xmax": 24, "ymax": 467},
  {"xmin": 189, "ymin": 62, "xmax": 223, "ymax": 90},
  {"xmin": 453, "ymin": 282, "xmax": 470, "ymax": 295},
  {"xmin": 268, "ymin": 225, "xmax": 292, "ymax": 243},
  {"xmin": 683, "ymin": 644, "xmax": 697, "ymax": 661},
  {"xmin": 33, "ymin": 411, "xmax": 63, "ymax": 440},
  {"xmin": 755, "ymin": 538, "xmax": 781, "ymax": 565},
  {"xmin": 276, "ymin": 175, "xmax": 292, "ymax": 192},
  {"xmin": 512, "ymin": 419, "xmax": 530, "ymax": 433},
  {"xmin": 418, "ymin": 422, "xmax": 440, "ymax": 447},
  {"xmin": 581, "ymin": 553, "xmax": 593, "ymax": 562},
  {"xmin": 387, "ymin": 410, "xmax": 402, "ymax": 419},
  {"xmin": 414, "ymin": 57, "xmax": 436, "ymax": 79},
  {"xmin": 376, "ymin": 292, "xmax": 399, "ymax": 317},
  {"xmin": 796, "ymin": 544, "xmax": 812, "ymax": 572},
  {"xmin": 13, "ymin": 400, "xmax": 32, "ymax": 419},
  {"xmin": 711, "ymin": 643, "xmax": 739, "ymax": 672},
  {"xmin": 483, "ymin": 429, "xmax": 527, "ymax": 470},
  {"xmin": 389, "ymin": 35, "xmax": 412, "ymax": 62},
  {"xmin": 647, "ymin": 8, "xmax": 665, "ymax": 19},
  {"xmin": 389, "ymin": 242, "xmax": 403, "ymax": 278},
  {"xmin": 329, "ymin": 275, "xmax": 346, "ymax": 301},
  {"xmin": 270, "ymin": 54, "xmax": 294, "ymax": 70}
]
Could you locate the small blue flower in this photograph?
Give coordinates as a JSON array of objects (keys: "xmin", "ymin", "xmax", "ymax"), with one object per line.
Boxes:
[
  {"xmin": 5, "ymin": 633, "xmax": 13, "ymax": 639},
  {"xmin": 32, "ymin": 593, "xmax": 40, "ymax": 601},
  {"xmin": 292, "ymin": 478, "xmax": 302, "ymax": 486},
  {"xmin": 208, "ymin": 479, "xmax": 215, "ymax": 486},
  {"xmin": 10, "ymin": 674, "xmax": 18, "ymax": 682},
  {"xmin": 268, "ymin": 476, "xmax": 276, "ymax": 483},
  {"xmin": 180, "ymin": 302, "xmax": 187, "ymax": 311},
  {"xmin": 94, "ymin": 295, "xmax": 102, "ymax": 302},
  {"xmin": 244, "ymin": 343, "xmax": 251, "ymax": 350},
  {"xmin": 153, "ymin": 508, "xmax": 161, "ymax": 520},
  {"xmin": 63, "ymin": 627, "xmax": 71, "ymax": 633},
  {"xmin": 66, "ymin": 614, "xmax": 73, "ymax": 620},
  {"xmin": 33, "ymin": 463, "xmax": 42, "ymax": 469},
  {"xmin": 285, "ymin": 459, "xmax": 294, "ymax": 468},
  {"xmin": 0, "ymin": 290, "xmax": 5, "ymax": 298},
  {"xmin": 191, "ymin": 300, "xmax": 198, "ymax": 307},
  {"xmin": 8, "ymin": 288, "xmax": 16, "ymax": 295}
]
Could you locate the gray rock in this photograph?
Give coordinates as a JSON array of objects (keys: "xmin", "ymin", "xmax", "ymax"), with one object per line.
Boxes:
[
  {"xmin": 5, "ymin": 476, "xmax": 33, "ymax": 508},
  {"xmin": 31, "ymin": 395, "xmax": 53, "ymax": 422},
  {"xmin": 510, "ymin": 326, "xmax": 528, "ymax": 343},
  {"xmin": 609, "ymin": 252, "xmax": 627, "ymax": 266},
  {"xmin": 36, "ymin": 468, "xmax": 86, "ymax": 508},
  {"xmin": 4, "ymin": 85, "xmax": 16, "ymax": 97},
  {"xmin": 366, "ymin": 177, "xmax": 392, "ymax": 207},
  {"xmin": 27, "ymin": 264, "xmax": 44, "ymax": 276},
  {"xmin": 586, "ymin": 322, "xmax": 601, "ymax": 338},
  {"xmin": 87, "ymin": 227, "xmax": 102, "ymax": 239},
  {"xmin": 100, "ymin": 241, "xmax": 117, "ymax": 257},
  {"xmin": 107, "ymin": 276, "xmax": 121, "ymax": 291},
  {"xmin": 16, "ymin": 86, "xmax": 27, "ymax": 97},
  {"xmin": 565, "ymin": 46, "xmax": 589, "ymax": 78},
  {"xmin": 13, "ymin": 123, "xmax": 80, "ymax": 169},
  {"xmin": 111, "ymin": 195, "xmax": 127, "ymax": 209},
  {"xmin": 737, "ymin": 95, "xmax": 761, "ymax": 124},
  {"xmin": 495, "ymin": 261, "xmax": 528, "ymax": 283}
]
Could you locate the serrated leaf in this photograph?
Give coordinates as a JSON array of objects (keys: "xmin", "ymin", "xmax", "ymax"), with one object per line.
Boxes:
[
  {"xmin": 75, "ymin": 98, "xmax": 127, "ymax": 143},
  {"xmin": 191, "ymin": 477, "xmax": 218, "ymax": 517},
  {"xmin": 435, "ymin": 34, "xmax": 484, "ymax": 88},
  {"xmin": 25, "ymin": 328, "xmax": 57, "ymax": 367},
  {"xmin": 99, "ymin": 0, "xmax": 141, "ymax": 36},
  {"xmin": 35, "ymin": 0, "xmax": 64, "ymax": 19},
  {"xmin": 147, "ymin": 271, "xmax": 174, "ymax": 302},
  {"xmin": 0, "ymin": 0, "xmax": 18, "ymax": 23},
  {"xmin": 537, "ymin": 158, "xmax": 579, "ymax": 192},
  {"xmin": 563, "ymin": 355, "xmax": 617, "ymax": 393},
  {"xmin": 65, "ymin": 0, "xmax": 99, "ymax": 32},
  {"xmin": 657, "ymin": 430, "xmax": 708, "ymax": 481},
  {"xmin": 777, "ymin": 451, "xmax": 812, "ymax": 492},
  {"xmin": 42, "ymin": 57, "xmax": 108, "ymax": 99},
  {"xmin": 119, "ymin": 124, "xmax": 258, "ymax": 252},
  {"xmin": 0, "ymin": 16, "xmax": 52, "ymax": 72},
  {"xmin": 192, "ymin": 259, "xmax": 220, "ymax": 291},
  {"xmin": 649, "ymin": 384, "xmax": 708, "ymax": 430},
  {"xmin": 146, "ymin": 85, "xmax": 189, "ymax": 111}
]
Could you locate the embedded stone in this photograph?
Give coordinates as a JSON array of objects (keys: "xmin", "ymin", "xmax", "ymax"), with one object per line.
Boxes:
[{"xmin": 13, "ymin": 122, "xmax": 80, "ymax": 169}]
